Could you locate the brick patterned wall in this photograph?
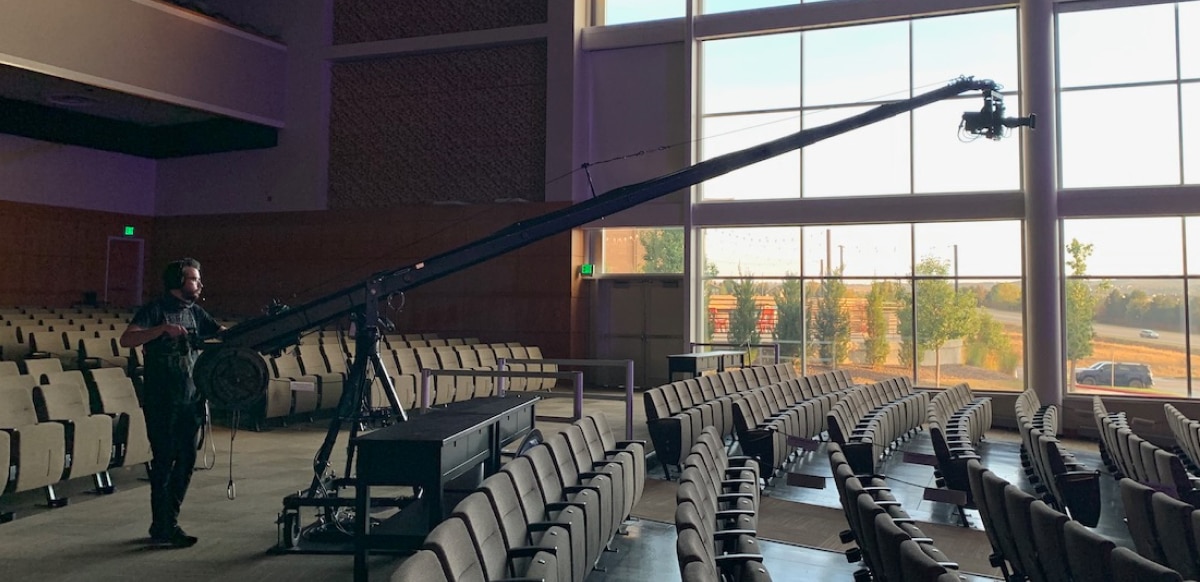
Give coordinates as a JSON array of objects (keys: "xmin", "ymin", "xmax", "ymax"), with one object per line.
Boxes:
[
  {"xmin": 0, "ymin": 200, "xmax": 152, "ymax": 308},
  {"xmin": 333, "ymin": 0, "xmax": 547, "ymax": 43},
  {"xmin": 328, "ymin": 42, "xmax": 548, "ymax": 208}
]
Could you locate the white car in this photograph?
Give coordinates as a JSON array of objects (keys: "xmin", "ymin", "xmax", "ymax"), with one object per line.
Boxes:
[{"xmin": 1139, "ymin": 329, "xmax": 1160, "ymax": 339}]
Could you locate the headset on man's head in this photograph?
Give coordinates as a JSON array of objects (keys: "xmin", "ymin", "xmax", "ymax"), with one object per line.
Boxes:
[{"xmin": 163, "ymin": 258, "xmax": 201, "ymax": 290}]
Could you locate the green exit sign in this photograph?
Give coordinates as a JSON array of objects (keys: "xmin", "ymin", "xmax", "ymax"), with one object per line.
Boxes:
[
  {"xmin": 579, "ymin": 263, "xmax": 594, "ymax": 277},
  {"xmin": 123, "ymin": 225, "xmax": 135, "ymax": 236}
]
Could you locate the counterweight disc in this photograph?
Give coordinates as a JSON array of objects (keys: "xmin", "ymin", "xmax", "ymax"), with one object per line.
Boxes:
[{"xmin": 193, "ymin": 345, "xmax": 269, "ymax": 410}]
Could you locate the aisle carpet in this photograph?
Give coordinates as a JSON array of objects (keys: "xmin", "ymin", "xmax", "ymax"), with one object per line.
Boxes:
[{"xmin": 633, "ymin": 478, "xmax": 1002, "ymax": 578}]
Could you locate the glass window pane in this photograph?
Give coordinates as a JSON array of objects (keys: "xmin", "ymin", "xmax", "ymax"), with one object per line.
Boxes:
[
  {"xmin": 1191, "ymin": 279, "xmax": 1200, "ymax": 397},
  {"xmin": 1073, "ymin": 279, "xmax": 1186, "ymax": 398},
  {"xmin": 1186, "ymin": 83, "xmax": 1200, "ymax": 185},
  {"xmin": 901, "ymin": 267, "xmax": 998, "ymax": 388},
  {"xmin": 1190, "ymin": 217, "xmax": 1200, "ymax": 276},
  {"xmin": 1063, "ymin": 217, "xmax": 1184, "ymax": 277},
  {"xmin": 802, "ymin": 22, "xmax": 909, "ymax": 107},
  {"xmin": 829, "ymin": 278, "xmax": 912, "ymax": 385},
  {"xmin": 913, "ymin": 97, "xmax": 1021, "ymax": 193},
  {"xmin": 598, "ymin": 227, "xmax": 685, "ymax": 274},
  {"xmin": 914, "ymin": 221, "xmax": 1022, "ymax": 278},
  {"xmin": 1184, "ymin": 2, "xmax": 1200, "ymax": 80},
  {"xmin": 700, "ymin": 113, "xmax": 801, "ymax": 201},
  {"xmin": 702, "ymin": 227, "xmax": 802, "ymax": 278},
  {"xmin": 702, "ymin": 0, "xmax": 800, "ymax": 14},
  {"xmin": 803, "ymin": 224, "xmax": 912, "ymax": 278},
  {"xmin": 801, "ymin": 105, "xmax": 910, "ymax": 197},
  {"xmin": 912, "ymin": 9, "xmax": 1018, "ymax": 93},
  {"xmin": 1060, "ymin": 86, "xmax": 1181, "ymax": 188},
  {"xmin": 702, "ymin": 34, "xmax": 801, "ymax": 115},
  {"xmin": 1057, "ymin": 3, "xmax": 1178, "ymax": 87},
  {"xmin": 603, "ymin": 0, "xmax": 684, "ymax": 25}
]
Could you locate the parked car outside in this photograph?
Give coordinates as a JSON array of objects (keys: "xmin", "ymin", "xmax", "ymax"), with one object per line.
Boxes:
[
  {"xmin": 1139, "ymin": 329, "xmax": 1160, "ymax": 339},
  {"xmin": 1075, "ymin": 362, "xmax": 1154, "ymax": 388}
]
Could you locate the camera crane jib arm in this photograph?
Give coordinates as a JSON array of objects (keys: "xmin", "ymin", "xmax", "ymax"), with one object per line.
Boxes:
[{"xmin": 195, "ymin": 76, "xmax": 1032, "ymax": 410}]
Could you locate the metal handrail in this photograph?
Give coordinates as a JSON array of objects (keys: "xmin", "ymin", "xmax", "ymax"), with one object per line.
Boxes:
[
  {"xmin": 418, "ymin": 368, "xmax": 584, "ymax": 424},
  {"xmin": 501, "ymin": 358, "xmax": 637, "ymax": 440},
  {"xmin": 691, "ymin": 342, "xmax": 781, "ymax": 364}
]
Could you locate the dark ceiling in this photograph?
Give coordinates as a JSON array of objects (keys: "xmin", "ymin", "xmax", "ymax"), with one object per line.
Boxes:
[{"xmin": 0, "ymin": 65, "xmax": 278, "ymax": 159}]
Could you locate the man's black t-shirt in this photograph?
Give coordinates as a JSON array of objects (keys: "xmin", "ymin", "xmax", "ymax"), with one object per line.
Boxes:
[{"xmin": 130, "ymin": 293, "xmax": 220, "ymax": 406}]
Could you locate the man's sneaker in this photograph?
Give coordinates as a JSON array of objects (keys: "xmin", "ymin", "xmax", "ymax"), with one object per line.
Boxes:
[{"xmin": 150, "ymin": 527, "xmax": 198, "ymax": 548}]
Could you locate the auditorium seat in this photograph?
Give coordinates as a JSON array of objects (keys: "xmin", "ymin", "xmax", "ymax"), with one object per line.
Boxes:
[
  {"xmin": 33, "ymin": 382, "xmax": 115, "ymax": 500},
  {"xmin": 1002, "ymin": 483, "xmax": 1046, "ymax": 582},
  {"xmin": 451, "ymin": 491, "xmax": 562, "ymax": 582},
  {"xmin": 270, "ymin": 352, "xmax": 320, "ymax": 418},
  {"xmin": 22, "ymin": 357, "xmax": 64, "ymax": 383},
  {"xmin": 1111, "ymin": 546, "xmax": 1184, "ymax": 582},
  {"xmin": 477, "ymin": 469, "xmax": 574, "ymax": 582},
  {"xmin": 1062, "ymin": 520, "xmax": 1115, "ymax": 582},
  {"xmin": 526, "ymin": 443, "xmax": 606, "ymax": 572},
  {"xmin": 897, "ymin": 538, "xmax": 960, "ymax": 582},
  {"xmin": 421, "ymin": 515, "xmax": 558, "ymax": 582},
  {"xmin": 78, "ymin": 337, "xmax": 129, "ymax": 371},
  {"xmin": 0, "ymin": 386, "xmax": 67, "ymax": 497},
  {"xmin": 1150, "ymin": 491, "xmax": 1200, "ymax": 580},
  {"xmin": 0, "ymin": 360, "xmax": 20, "ymax": 376},
  {"xmin": 1119, "ymin": 477, "xmax": 1168, "ymax": 565},
  {"xmin": 1027, "ymin": 499, "xmax": 1071, "ymax": 582},
  {"xmin": 390, "ymin": 550, "xmax": 448, "ymax": 582},
  {"xmin": 91, "ymin": 371, "xmax": 153, "ymax": 470},
  {"xmin": 499, "ymin": 454, "xmax": 588, "ymax": 582}
]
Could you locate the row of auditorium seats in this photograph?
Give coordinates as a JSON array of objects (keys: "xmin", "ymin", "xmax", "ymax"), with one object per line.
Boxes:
[
  {"xmin": 389, "ymin": 413, "xmax": 644, "ymax": 582},
  {"xmin": 1094, "ymin": 396, "xmax": 1200, "ymax": 505},
  {"xmin": 925, "ymin": 382, "xmax": 991, "ymax": 512},
  {"xmin": 643, "ymin": 365, "xmax": 849, "ymax": 480},
  {"xmin": 829, "ymin": 441, "xmax": 961, "ymax": 582},
  {"xmin": 253, "ymin": 339, "xmax": 559, "ymax": 427},
  {"xmin": 1014, "ymin": 390, "xmax": 1102, "ymax": 527},
  {"xmin": 967, "ymin": 459, "xmax": 1186, "ymax": 581},
  {"xmin": 381, "ymin": 334, "xmax": 479, "ymax": 349},
  {"xmin": 0, "ymin": 322, "xmax": 133, "ymax": 367},
  {"xmin": 730, "ymin": 371, "xmax": 854, "ymax": 480},
  {"xmin": 827, "ymin": 377, "xmax": 928, "ymax": 476},
  {"xmin": 1165, "ymin": 403, "xmax": 1200, "ymax": 478},
  {"xmin": 675, "ymin": 426, "xmax": 770, "ymax": 582},
  {"xmin": 0, "ymin": 363, "xmax": 151, "ymax": 516},
  {"xmin": 1119, "ymin": 477, "xmax": 1200, "ymax": 580}
]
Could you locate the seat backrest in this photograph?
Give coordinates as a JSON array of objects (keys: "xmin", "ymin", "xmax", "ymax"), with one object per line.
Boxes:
[
  {"xmin": 450, "ymin": 492, "xmax": 510, "ymax": 580},
  {"xmin": 389, "ymin": 550, "xmax": 450, "ymax": 582},
  {"xmin": 0, "ymin": 361, "xmax": 19, "ymax": 377},
  {"xmin": 479, "ymin": 471, "xmax": 528, "ymax": 550},
  {"xmin": 1028, "ymin": 499, "xmax": 1071, "ymax": 582},
  {"xmin": 1150, "ymin": 491, "xmax": 1200, "ymax": 580},
  {"xmin": 981, "ymin": 468, "xmax": 1024, "ymax": 578},
  {"xmin": 1110, "ymin": 546, "xmax": 1184, "ymax": 582},
  {"xmin": 23, "ymin": 357, "xmax": 64, "ymax": 382},
  {"xmin": 1119, "ymin": 477, "xmax": 1168, "ymax": 564},
  {"xmin": 0, "ymin": 374, "xmax": 37, "ymax": 392},
  {"xmin": 34, "ymin": 382, "xmax": 91, "ymax": 421},
  {"xmin": 43, "ymin": 370, "xmax": 86, "ymax": 389},
  {"xmin": 95, "ymin": 376, "xmax": 141, "ymax": 415},
  {"xmin": 1062, "ymin": 520, "xmax": 1115, "ymax": 582},
  {"xmin": 1003, "ymin": 483, "xmax": 1045, "ymax": 582},
  {"xmin": 0, "ymin": 387, "xmax": 41, "ymax": 427},
  {"xmin": 420, "ymin": 516, "xmax": 486, "ymax": 582}
]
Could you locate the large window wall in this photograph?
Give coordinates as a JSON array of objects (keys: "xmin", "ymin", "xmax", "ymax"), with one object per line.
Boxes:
[
  {"xmin": 1058, "ymin": 3, "xmax": 1199, "ymax": 187},
  {"xmin": 699, "ymin": 10, "xmax": 1020, "ymax": 200},
  {"xmin": 1062, "ymin": 217, "xmax": 1199, "ymax": 399},
  {"xmin": 701, "ymin": 222, "xmax": 1024, "ymax": 391},
  {"xmin": 586, "ymin": 0, "xmax": 1200, "ymax": 397}
]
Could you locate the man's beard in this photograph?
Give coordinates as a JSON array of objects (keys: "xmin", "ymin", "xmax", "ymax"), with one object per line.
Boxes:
[{"xmin": 180, "ymin": 288, "xmax": 200, "ymax": 303}]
